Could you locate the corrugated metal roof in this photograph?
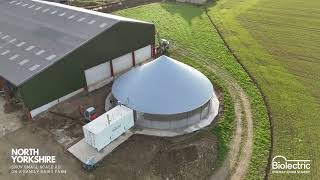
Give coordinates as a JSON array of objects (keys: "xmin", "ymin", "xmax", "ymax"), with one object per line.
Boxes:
[
  {"xmin": 0, "ymin": 0, "xmax": 150, "ymax": 86},
  {"xmin": 112, "ymin": 55, "xmax": 214, "ymax": 115}
]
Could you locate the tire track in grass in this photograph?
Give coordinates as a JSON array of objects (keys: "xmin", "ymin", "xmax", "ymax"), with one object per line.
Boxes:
[
  {"xmin": 206, "ymin": 62, "xmax": 253, "ymax": 180},
  {"xmin": 175, "ymin": 46, "xmax": 253, "ymax": 180}
]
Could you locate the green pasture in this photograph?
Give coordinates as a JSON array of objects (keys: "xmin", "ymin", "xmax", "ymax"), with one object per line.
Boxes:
[{"xmin": 207, "ymin": 0, "xmax": 320, "ymax": 179}]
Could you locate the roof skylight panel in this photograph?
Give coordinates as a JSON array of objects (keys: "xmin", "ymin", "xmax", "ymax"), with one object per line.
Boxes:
[
  {"xmin": 46, "ymin": 54, "xmax": 57, "ymax": 61},
  {"xmin": 77, "ymin": 17, "xmax": 86, "ymax": 22},
  {"xmin": 88, "ymin": 20, "xmax": 96, "ymax": 25},
  {"xmin": 1, "ymin": 50, "xmax": 10, "ymax": 55},
  {"xmin": 42, "ymin": 8, "xmax": 50, "ymax": 13},
  {"xmin": 35, "ymin": 6, "xmax": 42, "ymax": 11},
  {"xmin": 18, "ymin": 59, "xmax": 29, "ymax": 66},
  {"xmin": 29, "ymin": 64, "xmax": 41, "ymax": 71},
  {"xmin": 99, "ymin": 22, "xmax": 108, "ymax": 28},
  {"xmin": 25, "ymin": 45, "xmax": 35, "ymax": 51},
  {"xmin": 1, "ymin": 35, "xmax": 9, "ymax": 40},
  {"xmin": 51, "ymin": 10, "xmax": 58, "ymax": 14},
  {"xmin": 35, "ymin": 50, "xmax": 45, "ymax": 55},
  {"xmin": 9, "ymin": 54, "xmax": 19, "ymax": 60},
  {"xmin": 59, "ymin": 12, "xmax": 66, "ymax": 17},
  {"xmin": 9, "ymin": 38, "xmax": 17, "ymax": 43},
  {"xmin": 16, "ymin": 42, "xmax": 26, "ymax": 47},
  {"xmin": 68, "ymin": 14, "xmax": 75, "ymax": 19}
]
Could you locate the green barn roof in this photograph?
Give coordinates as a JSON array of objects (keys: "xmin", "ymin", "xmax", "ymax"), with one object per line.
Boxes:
[{"xmin": 0, "ymin": 0, "xmax": 151, "ymax": 86}]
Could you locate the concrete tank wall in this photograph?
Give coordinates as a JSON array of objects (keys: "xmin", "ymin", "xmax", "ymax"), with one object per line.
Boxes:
[{"xmin": 135, "ymin": 100, "xmax": 211, "ymax": 130}]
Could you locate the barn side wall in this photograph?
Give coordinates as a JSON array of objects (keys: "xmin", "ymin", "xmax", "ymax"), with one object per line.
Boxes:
[{"xmin": 20, "ymin": 22, "xmax": 155, "ymax": 110}]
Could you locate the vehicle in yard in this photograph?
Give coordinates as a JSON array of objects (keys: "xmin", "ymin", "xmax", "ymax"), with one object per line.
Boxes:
[{"xmin": 83, "ymin": 107, "xmax": 98, "ymax": 122}]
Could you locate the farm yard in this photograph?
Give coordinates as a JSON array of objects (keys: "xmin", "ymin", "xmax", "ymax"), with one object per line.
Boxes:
[
  {"xmin": 0, "ymin": 0, "xmax": 317, "ymax": 179},
  {"xmin": 0, "ymin": 1, "xmax": 272, "ymax": 179},
  {"xmin": 208, "ymin": 0, "xmax": 320, "ymax": 179}
]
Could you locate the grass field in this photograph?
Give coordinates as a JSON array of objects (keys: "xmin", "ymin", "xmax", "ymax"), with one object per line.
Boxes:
[
  {"xmin": 207, "ymin": 0, "xmax": 320, "ymax": 179},
  {"xmin": 115, "ymin": 3, "xmax": 270, "ymax": 179}
]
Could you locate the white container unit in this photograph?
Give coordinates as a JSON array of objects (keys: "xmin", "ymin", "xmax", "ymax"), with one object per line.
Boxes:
[{"xmin": 83, "ymin": 105, "xmax": 134, "ymax": 151}]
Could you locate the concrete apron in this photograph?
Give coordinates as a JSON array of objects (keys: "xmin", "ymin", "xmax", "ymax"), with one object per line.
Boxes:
[
  {"xmin": 68, "ymin": 93, "xmax": 219, "ymax": 165},
  {"xmin": 68, "ymin": 130, "xmax": 133, "ymax": 165}
]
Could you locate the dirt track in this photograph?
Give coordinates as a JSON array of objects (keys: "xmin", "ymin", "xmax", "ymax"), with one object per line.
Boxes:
[
  {"xmin": 200, "ymin": 61, "xmax": 253, "ymax": 180},
  {"xmin": 175, "ymin": 47, "xmax": 254, "ymax": 180},
  {"xmin": 196, "ymin": 59, "xmax": 253, "ymax": 180}
]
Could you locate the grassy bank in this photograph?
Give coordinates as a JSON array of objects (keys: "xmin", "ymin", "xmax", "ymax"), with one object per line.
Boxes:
[
  {"xmin": 207, "ymin": 0, "xmax": 320, "ymax": 179},
  {"xmin": 115, "ymin": 2, "xmax": 270, "ymax": 179},
  {"xmin": 173, "ymin": 51, "xmax": 235, "ymax": 166}
]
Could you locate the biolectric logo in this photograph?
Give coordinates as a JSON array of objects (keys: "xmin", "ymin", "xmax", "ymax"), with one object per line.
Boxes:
[{"xmin": 272, "ymin": 155, "xmax": 311, "ymax": 174}]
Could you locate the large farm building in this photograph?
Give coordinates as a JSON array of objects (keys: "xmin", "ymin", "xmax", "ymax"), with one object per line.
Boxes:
[{"xmin": 0, "ymin": 0, "xmax": 155, "ymax": 117}]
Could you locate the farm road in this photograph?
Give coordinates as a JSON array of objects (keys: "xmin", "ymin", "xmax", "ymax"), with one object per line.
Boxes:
[
  {"xmin": 201, "ymin": 55, "xmax": 253, "ymax": 180},
  {"xmin": 176, "ymin": 47, "xmax": 253, "ymax": 180}
]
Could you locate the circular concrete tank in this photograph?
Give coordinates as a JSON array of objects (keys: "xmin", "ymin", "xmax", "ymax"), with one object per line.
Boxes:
[{"xmin": 111, "ymin": 55, "xmax": 218, "ymax": 130}]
